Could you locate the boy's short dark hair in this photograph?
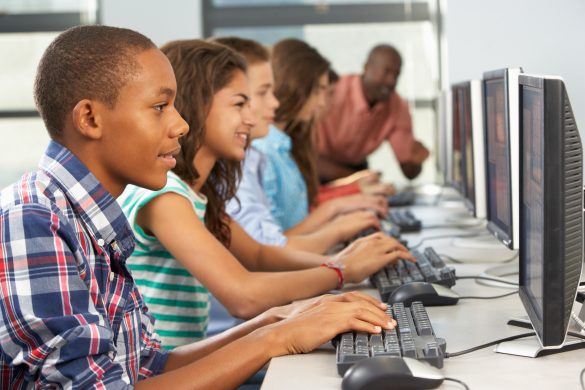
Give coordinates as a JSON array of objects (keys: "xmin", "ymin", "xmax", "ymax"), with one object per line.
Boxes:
[{"xmin": 34, "ymin": 25, "xmax": 156, "ymax": 139}]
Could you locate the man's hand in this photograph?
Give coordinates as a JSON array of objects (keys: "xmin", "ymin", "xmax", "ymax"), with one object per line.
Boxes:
[
  {"xmin": 411, "ymin": 141, "xmax": 429, "ymax": 165},
  {"xmin": 400, "ymin": 140, "xmax": 429, "ymax": 179}
]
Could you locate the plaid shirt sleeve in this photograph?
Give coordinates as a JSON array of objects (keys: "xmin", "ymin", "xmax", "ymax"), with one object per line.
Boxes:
[{"xmin": 0, "ymin": 202, "xmax": 165, "ymax": 388}]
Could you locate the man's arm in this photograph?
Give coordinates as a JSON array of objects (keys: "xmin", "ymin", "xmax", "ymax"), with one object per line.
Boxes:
[
  {"xmin": 317, "ymin": 154, "xmax": 361, "ymax": 182},
  {"xmin": 399, "ymin": 140, "xmax": 429, "ymax": 179}
]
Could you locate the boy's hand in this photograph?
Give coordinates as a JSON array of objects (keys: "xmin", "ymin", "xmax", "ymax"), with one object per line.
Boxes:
[{"xmin": 267, "ymin": 292, "xmax": 396, "ymax": 355}]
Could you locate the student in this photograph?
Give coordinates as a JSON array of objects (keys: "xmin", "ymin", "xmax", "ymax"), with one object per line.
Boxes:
[
  {"xmin": 216, "ymin": 37, "xmax": 382, "ymax": 252},
  {"xmin": 118, "ymin": 39, "xmax": 413, "ymax": 348},
  {"xmin": 316, "ymin": 44, "xmax": 430, "ymax": 181},
  {"xmin": 250, "ymin": 38, "xmax": 384, "ymax": 234},
  {"xmin": 0, "ymin": 25, "xmax": 400, "ymax": 389}
]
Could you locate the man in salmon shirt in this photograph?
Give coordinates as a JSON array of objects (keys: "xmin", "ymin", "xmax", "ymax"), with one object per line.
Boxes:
[{"xmin": 316, "ymin": 44, "xmax": 430, "ymax": 181}]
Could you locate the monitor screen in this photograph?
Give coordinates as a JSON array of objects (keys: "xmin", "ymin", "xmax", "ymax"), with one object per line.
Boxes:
[
  {"xmin": 451, "ymin": 87, "xmax": 463, "ymax": 193},
  {"xmin": 521, "ymin": 84, "xmax": 544, "ymax": 322},
  {"xmin": 483, "ymin": 68, "xmax": 521, "ymax": 249},
  {"xmin": 518, "ymin": 74, "xmax": 583, "ymax": 348},
  {"xmin": 484, "ymin": 77, "xmax": 511, "ymax": 235}
]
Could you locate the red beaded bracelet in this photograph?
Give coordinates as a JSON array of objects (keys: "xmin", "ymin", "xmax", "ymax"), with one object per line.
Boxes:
[{"xmin": 320, "ymin": 261, "xmax": 345, "ymax": 290}]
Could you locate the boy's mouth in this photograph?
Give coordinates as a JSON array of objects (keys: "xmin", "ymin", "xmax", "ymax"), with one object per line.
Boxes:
[{"xmin": 158, "ymin": 146, "xmax": 181, "ymax": 169}]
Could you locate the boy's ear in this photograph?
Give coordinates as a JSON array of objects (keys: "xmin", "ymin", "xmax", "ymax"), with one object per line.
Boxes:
[{"xmin": 71, "ymin": 99, "xmax": 103, "ymax": 140}]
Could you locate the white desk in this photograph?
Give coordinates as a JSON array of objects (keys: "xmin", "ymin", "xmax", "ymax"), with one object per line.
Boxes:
[{"xmin": 261, "ymin": 201, "xmax": 585, "ymax": 390}]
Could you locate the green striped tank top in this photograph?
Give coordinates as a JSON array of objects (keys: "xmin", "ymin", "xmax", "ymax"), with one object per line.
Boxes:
[{"xmin": 118, "ymin": 171, "xmax": 209, "ymax": 349}]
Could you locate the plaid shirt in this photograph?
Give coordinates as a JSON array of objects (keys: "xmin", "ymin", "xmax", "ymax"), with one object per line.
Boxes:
[{"xmin": 0, "ymin": 141, "xmax": 168, "ymax": 389}]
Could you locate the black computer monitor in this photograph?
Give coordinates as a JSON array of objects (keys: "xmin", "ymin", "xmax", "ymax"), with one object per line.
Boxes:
[
  {"xmin": 454, "ymin": 80, "xmax": 487, "ymax": 219},
  {"xmin": 483, "ymin": 68, "xmax": 522, "ymax": 249},
  {"xmin": 518, "ymin": 74, "xmax": 583, "ymax": 349},
  {"xmin": 437, "ymin": 90, "xmax": 451, "ymax": 185},
  {"xmin": 450, "ymin": 85, "xmax": 464, "ymax": 194}
]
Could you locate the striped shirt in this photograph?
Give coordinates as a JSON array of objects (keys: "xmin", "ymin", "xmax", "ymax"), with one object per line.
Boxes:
[
  {"xmin": 119, "ymin": 171, "xmax": 210, "ymax": 349},
  {"xmin": 252, "ymin": 125, "xmax": 309, "ymax": 230},
  {"xmin": 0, "ymin": 141, "xmax": 167, "ymax": 389}
]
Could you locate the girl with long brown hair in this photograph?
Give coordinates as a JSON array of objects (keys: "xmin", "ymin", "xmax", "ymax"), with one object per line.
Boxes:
[{"xmin": 119, "ymin": 39, "xmax": 413, "ymax": 349}]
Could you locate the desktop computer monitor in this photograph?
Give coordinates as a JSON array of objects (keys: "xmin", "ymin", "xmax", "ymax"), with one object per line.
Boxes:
[
  {"xmin": 455, "ymin": 80, "xmax": 487, "ymax": 219},
  {"xmin": 518, "ymin": 74, "xmax": 583, "ymax": 349},
  {"xmin": 437, "ymin": 90, "xmax": 451, "ymax": 185},
  {"xmin": 483, "ymin": 68, "xmax": 522, "ymax": 249},
  {"xmin": 450, "ymin": 84, "xmax": 464, "ymax": 194}
]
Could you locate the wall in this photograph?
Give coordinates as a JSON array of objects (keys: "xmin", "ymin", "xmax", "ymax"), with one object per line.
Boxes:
[
  {"xmin": 101, "ymin": 0, "xmax": 203, "ymax": 45},
  {"xmin": 446, "ymin": 0, "xmax": 585, "ymax": 132}
]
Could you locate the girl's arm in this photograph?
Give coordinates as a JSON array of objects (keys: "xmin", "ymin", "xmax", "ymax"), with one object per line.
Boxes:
[
  {"xmin": 230, "ymin": 211, "xmax": 381, "ymax": 270},
  {"xmin": 138, "ymin": 193, "xmax": 412, "ymax": 319},
  {"xmin": 228, "ymin": 220, "xmax": 324, "ymax": 271},
  {"xmin": 137, "ymin": 192, "xmax": 337, "ymax": 319},
  {"xmin": 284, "ymin": 210, "xmax": 381, "ymax": 253},
  {"xmin": 286, "ymin": 193, "xmax": 389, "ymax": 236}
]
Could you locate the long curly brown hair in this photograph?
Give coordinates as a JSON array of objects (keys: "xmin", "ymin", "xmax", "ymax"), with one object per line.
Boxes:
[
  {"xmin": 271, "ymin": 39, "xmax": 330, "ymax": 205},
  {"xmin": 161, "ymin": 39, "xmax": 247, "ymax": 247}
]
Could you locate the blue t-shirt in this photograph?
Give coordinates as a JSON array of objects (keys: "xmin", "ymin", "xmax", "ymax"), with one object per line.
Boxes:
[
  {"xmin": 252, "ymin": 125, "xmax": 309, "ymax": 230},
  {"xmin": 227, "ymin": 145, "xmax": 288, "ymax": 246}
]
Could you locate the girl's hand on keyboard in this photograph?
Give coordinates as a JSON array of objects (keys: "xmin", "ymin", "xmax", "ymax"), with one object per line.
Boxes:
[
  {"xmin": 266, "ymin": 292, "xmax": 396, "ymax": 355},
  {"xmin": 325, "ymin": 194, "xmax": 389, "ymax": 219},
  {"xmin": 360, "ymin": 182, "xmax": 396, "ymax": 196},
  {"xmin": 335, "ymin": 232, "xmax": 415, "ymax": 283},
  {"xmin": 331, "ymin": 210, "xmax": 380, "ymax": 241}
]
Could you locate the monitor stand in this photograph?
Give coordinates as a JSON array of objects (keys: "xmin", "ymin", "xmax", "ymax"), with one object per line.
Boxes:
[
  {"xmin": 495, "ymin": 301, "xmax": 585, "ymax": 357},
  {"xmin": 476, "ymin": 263, "xmax": 518, "ymax": 289}
]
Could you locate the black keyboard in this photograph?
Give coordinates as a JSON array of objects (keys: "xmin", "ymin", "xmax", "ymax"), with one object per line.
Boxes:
[
  {"xmin": 388, "ymin": 191, "xmax": 416, "ymax": 207},
  {"xmin": 335, "ymin": 301, "xmax": 446, "ymax": 375},
  {"xmin": 389, "ymin": 209, "xmax": 422, "ymax": 232},
  {"xmin": 371, "ymin": 247, "xmax": 456, "ymax": 301}
]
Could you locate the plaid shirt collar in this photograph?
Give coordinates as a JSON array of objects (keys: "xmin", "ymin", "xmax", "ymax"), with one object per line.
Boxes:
[{"xmin": 40, "ymin": 140, "xmax": 135, "ymax": 261}]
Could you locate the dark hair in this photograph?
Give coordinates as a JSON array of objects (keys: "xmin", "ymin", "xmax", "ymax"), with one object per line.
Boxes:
[
  {"xmin": 211, "ymin": 36, "xmax": 270, "ymax": 66},
  {"xmin": 162, "ymin": 39, "xmax": 247, "ymax": 247},
  {"xmin": 271, "ymin": 38, "xmax": 330, "ymax": 205},
  {"xmin": 367, "ymin": 44, "xmax": 402, "ymax": 68},
  {"xmin": 34, "ymin": 25, "xmax": 156, "ymax": 139},
  {"xmin": 329, "ymin": 68, "xmax": 340, "ymax": 84}
]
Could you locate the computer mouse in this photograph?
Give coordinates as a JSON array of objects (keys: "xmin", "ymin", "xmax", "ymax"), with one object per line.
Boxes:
[
  {"xmin": 388, "ymin": 282, "xmax": 459, "ymax": 306},
  {"xmin": 342, "ymin": 356, "xmax": 444, "ymax": 390}
]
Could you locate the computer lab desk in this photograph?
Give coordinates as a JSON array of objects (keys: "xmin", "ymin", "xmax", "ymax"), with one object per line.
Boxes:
[{"xmin": 261, "ymin": 203, "xmax": 585, "ymax": 390}]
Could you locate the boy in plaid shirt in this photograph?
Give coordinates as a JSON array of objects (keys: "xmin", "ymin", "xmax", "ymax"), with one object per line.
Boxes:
[{"xmin": 0, "ymin": 25, "xmax": 395, "ymax": 389}]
